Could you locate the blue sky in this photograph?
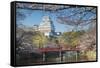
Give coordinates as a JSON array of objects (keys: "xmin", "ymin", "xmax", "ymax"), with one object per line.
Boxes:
[
  {"xmin": 16, "ymin": 8, "xmax": 95, "ymax": 32},
  {"xmin": 16, "ymin": 8, "xmax": 74, "ymax": 32}
]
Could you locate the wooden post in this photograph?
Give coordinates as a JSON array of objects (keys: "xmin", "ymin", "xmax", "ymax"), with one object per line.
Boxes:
[
  {"xmin": 59, "ymin": 51, "xmax": 63, "ymax": 63},
  {"xmin": 76, "ymin": 51, "xmax": 78, "ymax": 61},
  {"xmin": 76, "ymin": 51, "xmax": 80, "ymax": 61},
  {"xmin": 43, "ymin": 52, "xmax": 45, "ymax": 62},
  {"xmin": 61, "ymin": 51, "xmax": 63, "ymax": 62}
]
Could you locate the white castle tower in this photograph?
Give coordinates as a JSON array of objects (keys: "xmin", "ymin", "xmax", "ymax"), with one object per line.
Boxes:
[{"xmin": 38, "ymin": 16, "xmax": 55, "ymax": 37}]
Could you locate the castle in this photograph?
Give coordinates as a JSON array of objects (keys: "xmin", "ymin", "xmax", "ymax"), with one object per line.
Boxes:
[{"xmin": 33, "ymin": 16, "xmax": 58, "ymax": 37}]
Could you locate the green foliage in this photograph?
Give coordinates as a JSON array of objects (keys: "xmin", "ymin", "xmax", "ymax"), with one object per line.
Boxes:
[
  {"xmin": 32, "ymin": 31, "xmax": 47, "ymax": 48},
  {"xmin": 86, "ymin": 50, "xmax": 96, "ymax": 61},
  {"xmin": 80, "ymin": 50, "xmax": 96, "ymax": 61},
  {"xmin": 61, "ymin": 30, "xmax": 85, "ymax": 47}
]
